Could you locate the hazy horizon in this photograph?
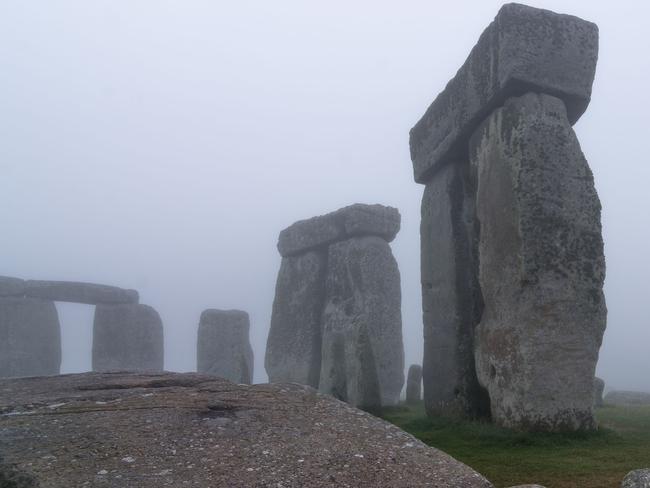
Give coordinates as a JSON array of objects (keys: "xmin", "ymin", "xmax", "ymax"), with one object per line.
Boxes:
[{"xmin": 2, "ymin": 0, "xmax": 648, "ymax": 392}]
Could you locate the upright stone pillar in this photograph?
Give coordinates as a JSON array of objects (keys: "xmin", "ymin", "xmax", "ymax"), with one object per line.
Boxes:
[
  {"xmin": 470, "ymin": 93, "xmax": 606, "ymax": 430},
  {"xmin": 319, "ymin": 235, "xmax": 403, "ymax": 409},
  {"xmin": 197, "ymin": 309, "xmax": 254, "ymax": 384},
  {"xmin": 0, "ymin": 296, "xmax": 61, "ymax": 377},
  {"xmin": 406, "ymin": 364, "xmax": 423, "ymax": 404},
  {"xmin": 409, "ymin": 4, "xmax": 604, "ymax": 430},
  {"xmin": 92, "ymin": 304, "xmax": 164, "ymax": 372}
]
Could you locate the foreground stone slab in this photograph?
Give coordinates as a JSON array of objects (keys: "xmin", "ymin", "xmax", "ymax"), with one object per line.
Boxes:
[
  {"xmin": 197, "ymin": 309, "xmax": 254, "ymax": 384},
  {"xmin": 409, "ymin": 3, "xmax": 598, "ymax": 183},
  {"xmin": 0, "ymin": 297, "xmax": 61, "ymax": 377},
  {"xmin": 278, "ymin": 203, "xmax": 400, "ymax": 257},
  {"xmin": 406, "ymin": 364, "xmax": 423, "ymax": 404},
  {"xmin": 605, "ymin": 391, "xmax": 650, "ymax": 406},
  {"xmin": 25, "ymin": 280, "xmax": 138, "ymax": 305},
  {"xmin": 92, "ymin": 304, "xmax": 164, "ymax": 372},
  {"xmin": 470, "ymin": 93, "xmax": 606, "ymax": 430},
  {"xmin": 421, "ymin": 160, "xmax": 488, "ymax": 418},
  {"xmin": 0, "ymin": 276, "xmax": 25, "ymax": 297},
  {"xmin": 319, "ymin": 236, "xmax": 404, "ymax": 409},
  {"xmin": 622, "ymin": 469, "xmax": 650, "ymax": 488},
  {"xmin": 0, "ymin": 372, "xmax": 494, "ymax": 488},
  {"xmin": 265, "ymin": 251, "xmax": 326, "ymax": 387}
]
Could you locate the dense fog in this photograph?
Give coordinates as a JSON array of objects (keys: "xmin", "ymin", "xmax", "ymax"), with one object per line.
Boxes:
[{"xmin": 2, "ymin": 0, "xmax": 648, "ymax": 391}]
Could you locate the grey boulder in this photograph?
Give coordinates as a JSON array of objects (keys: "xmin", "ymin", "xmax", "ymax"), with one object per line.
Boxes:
[
  {"xmin": 409, "ymin": 3, "xmax": 598, "ymax": 183},
  {"xmin": 0, "ymin": 297, "xmax": 61, "ymax": 377},
  {"xmin": 197, "ymin": 309, "xmax": 254, "ymax": 384},
  {"xmin": 622, "ymin": 469, "xmax": 650, "ymax": 488},
  {"xmin": 25, "ymin": 280, "xmax": 139, "ymax": 305},
  {"xmin": 470, "ymin": 93, "xmax": 606, "ymax": 431},
  {"xmin": 92, "ymin": 304, "xmax": 164, "ymax": 372},
  {"xmin": 265, "ymin": 251, "xmax": 326, "ymax": 387},
  {"xmin": 319, "ymin": 236, "xmax": 404, "ymax": 409}
]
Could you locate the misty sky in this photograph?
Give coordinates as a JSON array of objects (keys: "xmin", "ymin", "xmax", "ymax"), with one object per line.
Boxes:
[{"xmin": 1, "ymin": 1, "xmax": 648, "ymax": 390}]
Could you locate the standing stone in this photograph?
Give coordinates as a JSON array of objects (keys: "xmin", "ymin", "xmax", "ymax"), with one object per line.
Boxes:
[
  {"xmin": 265, "ymin": 251, "xmax": 326, "ymax": 387},
  {"xmin": 593, "ymin": 377, "xmax": 605, "ymax": 408},
  {"xmin": 406, "ymin": 364, "xmax": 423, "ymax": 404},
  {"xmin": 421, "ymin": 160, "xmax": 488, "ymax": 418},
  {"xmin": 470, "ymin": 93, "xmax": 606, "ymax": 430},
  {"xmin": 197, "ymin": 309, "xmax": 254, "ymax": 384},
  {"xmin": 622, "ymin": 470, "xmax": 650, "ymax": 488},
  {"xmin": 0, "ymin": 276, "xmax": 26, "ymax": 297},
  {"xmin": 92, "ymin": 304, "xmax": 164, "ymax": 372},
  {"xmin": 0, "ymin": 297, "xmax": 61, "ymax": 377},
  {"xmin": 319, "ymin": 236, "xmax": 404, "ymax": 409}
]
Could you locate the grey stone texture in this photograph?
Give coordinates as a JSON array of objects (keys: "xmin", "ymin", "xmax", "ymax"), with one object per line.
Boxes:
[
  {"xmin": 409, "ymin": 2, "xmax": 598, "ymax": 183},
  {"xmin": 406, "ymin": 364, "xmax": 423, "ymax": 404},
  {"xmin": 319, "ymin": 236, "xmax": 404, "ymax": 409},
  {"xmin": 0, "ymin": 297, "xmax": 61, "ymax": 377},
  {"xmin": 197, "ymin": 309, "xmax": 254, "ymax": 384},
  {"xmin": 421, "ymin": 160, "xmax": 488, "ymax": 418},
  {"xmin": 0, "ymin": 372, "xmax": 494, "ymax": 487},
  {"xmin": 277, "ymin": 203, "xmax": 400, "ymax": 257},
  {"xmin": 25, "ymin": 280, "xmax": 139, "ymax": 305},
  {"xmin": 470, "ymin": 93, "xmax": 606, "ymax": 430},
  {"xmin": 92, "ymin": 304, "xmax": 164, "ymax": 372},
  {"xmin": 622, "ymin": 469, "xmax": 650, "ymax": 488},
  {"xmin": 593, "ymin": 377, "xmax": 605, "ymax": 408},
  {"xmin": 265, "ymin": 251, "xmax": 326, "ymax": 387},
  {"xmin": 0, "ymin": 276, "xmax": 26, "ymax": 297},
  {"xmin": 604, "ymin": 391, "xmax": 650, "ymax": 406}
]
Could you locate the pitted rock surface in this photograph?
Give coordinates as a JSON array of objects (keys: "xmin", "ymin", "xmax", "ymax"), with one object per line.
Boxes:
[
  {"xmin": 622, "ymin": 469, "xmax": 650, "ymax": 488},
  {"xmin": 409, "ymin": 2, "xmax": 598, "ymax": 183},
  {"xmin": 277, "ymin": 203, "xmax": 400, "ymax": 257},
  {"xmin": 0, "ymin": 372, "xmax": 494, "ymax": 487}
]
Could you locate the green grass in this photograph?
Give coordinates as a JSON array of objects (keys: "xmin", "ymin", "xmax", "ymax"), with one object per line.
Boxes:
[{"xmin": 381, "ymin": 402, "xmax": 650, "ymax": 488}]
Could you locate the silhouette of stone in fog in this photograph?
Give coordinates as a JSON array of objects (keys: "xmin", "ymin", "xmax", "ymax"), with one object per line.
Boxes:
[
  {"xmin": 406, "ymin": 364, "xmax": 422, "ymax": 404},
  {"xmin": 409, "ymin": 4, "xmax": 605, "ymax": 431},
  {"xmin": 92, "ymin": 303, "xmax": 164, "ymax": 372},
  {"xmin": 197, "ymin": 309, "xmax": 254, "ymax": 384},
  {"xmin": 266, "ymin": 204, "xmax": 404, "ymax": 409},
  {"xmin": 0, "ymin": 275, "xmax": 163, "ymax": 377},
  {"xmin": 593, "ymin": 377, "xmax": 605, "ymax": 408}
]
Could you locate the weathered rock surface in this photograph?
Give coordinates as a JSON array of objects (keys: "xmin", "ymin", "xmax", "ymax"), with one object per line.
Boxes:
[
  {"xmin": 265, "ymin": 251, "xmax": 326, "ymax": 387},
  {"xmin": 0, "ymin": 372, "xmax": 494, "ymax": 487},
  {"xmin": 409, "ymin": 2, "xmax": 598, "ymax": 183},
  {"xmin": 25, "ymin": 280, "xmax": 138, "ymax": 305},
  {"xmin": 197, "ymin": 309, "xmax": 254, "ymax": 384},
  {"xmin": 406, "ymin": 364, "xmax": 423, "ymax": 404},
  {"xmin": 319, "ymin": 236, "xmax": 404, "ymax": 409},
  {"xmin": 0, "ymin": 297, "xmax": 61, "ymax": 378},
  {"xmin": 604, "ymin": 391, "xmax": 650, "ymax": 406},
  {"xmin": 0, "ymin": 276, "xmax": 25, "ymax": 297},
  {"xmin": 470, "ymin": 93, "xmax": 606, "ymax": 430},
  {"xmin": 92, "ymin": 304, "xmax": 164, "ymax": 372},
  {"xmin": 622, "ymin": 469, "xmax": 650, "ymax": 488},
  {"xmin": 421, "ymin": 160, "xmax": 488, "ymax": 418},
  {"xmin": 593, "ymin": 377, "xmax": 605, "ymax": 408},
  {"xmin": 277, "ymin": 203, "xmax": 400, "ymax": 257}
]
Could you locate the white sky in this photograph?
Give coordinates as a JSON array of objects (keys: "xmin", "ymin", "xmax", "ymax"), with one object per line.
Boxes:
[{"xmin": 1, "ymin": 1, "xmax": 648, "ymax": 390}]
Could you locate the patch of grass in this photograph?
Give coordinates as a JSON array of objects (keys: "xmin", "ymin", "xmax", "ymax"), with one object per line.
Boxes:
[{"xmin": 381, "ymin": 402, "xmax": 650, "ymax": 488}]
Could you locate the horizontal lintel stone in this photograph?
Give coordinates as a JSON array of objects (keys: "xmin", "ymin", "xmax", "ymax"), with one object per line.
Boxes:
[{"xmin": 25, "ymin": 280, "xmax": 139, "ymax": 305}]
